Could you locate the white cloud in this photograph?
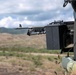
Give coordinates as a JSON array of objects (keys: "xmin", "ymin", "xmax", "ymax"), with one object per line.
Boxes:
[
  {"xmin": 0, "ymin": 17, "xmax": 14, "ymax": 28},
  {"xmin": 0, "ymin": 0, "xmax": 74, "ymax": 28},
  {"xmin": 0, "ymin": 16, "xmax": 43, "ymax": 28}
]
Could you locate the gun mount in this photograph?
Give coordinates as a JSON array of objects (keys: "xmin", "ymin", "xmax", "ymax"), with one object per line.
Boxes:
[{"xmin": 46, "ymin": 20, "xmax": 74, "ymax": 51}]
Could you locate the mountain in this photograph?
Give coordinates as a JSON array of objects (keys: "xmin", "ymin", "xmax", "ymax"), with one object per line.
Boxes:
[{"xmin": 0, "ymin": 27, "xmax": 28, "ymax": 34}]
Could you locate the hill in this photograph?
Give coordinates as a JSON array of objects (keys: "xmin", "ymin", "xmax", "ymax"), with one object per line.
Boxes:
[{"xmin": 0, "ymin": 27, "xmax": 27, "ymax": 34}]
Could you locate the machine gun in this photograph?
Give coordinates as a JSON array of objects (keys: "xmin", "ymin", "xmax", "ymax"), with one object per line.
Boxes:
[{"xmin": 16, "ymin": 24, "xmax": 46, "ymax": 36}]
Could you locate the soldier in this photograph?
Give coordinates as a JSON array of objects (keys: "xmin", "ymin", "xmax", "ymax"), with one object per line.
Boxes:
[{"xmin": 63, "ymin": 1, "xmax": 76, "ymax": 75}]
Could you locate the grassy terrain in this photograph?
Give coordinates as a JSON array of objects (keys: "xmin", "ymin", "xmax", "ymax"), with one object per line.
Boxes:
[
  {"xmin": 0, "ymin": 33, "xmax": 73, "ymax": 75},
  {"xmin": 0, "ymin": 52, "xmax": 63, "ymax": 75},
  {"xmin": 0, "ymin": 33, "xmax": 46, "ymax": 49},
  {"xmin": 0, "ymin": 46, "xmax": 60, "ymax": 54},
  {"xmin": 0, "ymin": 44, "xmax": 64, "ymax": 75}
]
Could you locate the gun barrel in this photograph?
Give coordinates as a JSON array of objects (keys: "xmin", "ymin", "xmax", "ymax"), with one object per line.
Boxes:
[{"xmin": 63, "ymin": 2, "xmax": 68, "ymax": 7}]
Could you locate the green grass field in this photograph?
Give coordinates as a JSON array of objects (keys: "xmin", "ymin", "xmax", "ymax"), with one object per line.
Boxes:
[{"xmin": 0, "ymin": 46, "xmax": 61, "ymax": 56}]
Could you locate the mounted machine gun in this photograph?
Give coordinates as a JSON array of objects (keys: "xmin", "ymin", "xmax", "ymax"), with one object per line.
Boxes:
[{"xmin": 15, "ymin": 24, "xmax": 46, "ymax": 36}]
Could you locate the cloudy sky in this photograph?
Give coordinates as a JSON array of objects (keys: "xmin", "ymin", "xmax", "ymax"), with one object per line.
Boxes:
[{"xmin": 0, "ymin": 0, "xmax": 74, "ymax": 28}]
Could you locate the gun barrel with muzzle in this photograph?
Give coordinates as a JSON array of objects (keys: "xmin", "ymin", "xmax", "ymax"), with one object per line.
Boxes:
[
  {"xmin": 63, "ymin": 0, "xmax": 76, "ymax": 20},
  {"xmin": 63, "ymin": 2, "xmax": 68, "ymax": 7},
  {"xmin": 63, "ymin": 0, "xmax": 72, "ymax": 6},
  {"xmin": 63, "ymin": 0, "xmax": 76, "ymax": 10},
  {"xmin": 63, "ymin": 0, "xmax": 70, "ymax": 7}
]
